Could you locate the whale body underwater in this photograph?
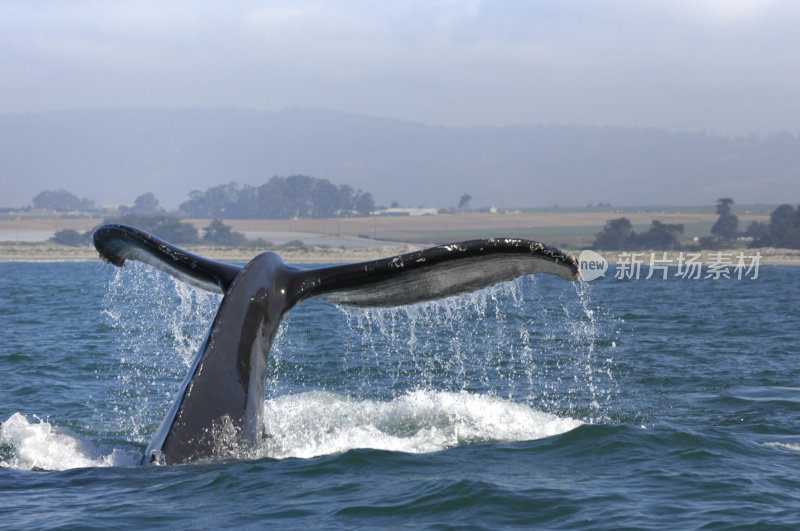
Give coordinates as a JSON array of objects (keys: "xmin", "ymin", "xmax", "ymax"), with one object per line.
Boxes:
[{"xmin": 93, "ymin": 224, "xmax": 580, "ymax": 465}]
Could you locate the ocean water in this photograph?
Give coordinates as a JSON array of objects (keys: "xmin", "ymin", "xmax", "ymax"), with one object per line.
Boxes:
[{"xmin": 1, "ymin": 259, "xmax": 798, "ymax": 528}]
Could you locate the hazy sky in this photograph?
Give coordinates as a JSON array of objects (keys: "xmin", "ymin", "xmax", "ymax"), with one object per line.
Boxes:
[{"xmin": 2, "ymin": 0, "xmax": 800, "ymax": 135}]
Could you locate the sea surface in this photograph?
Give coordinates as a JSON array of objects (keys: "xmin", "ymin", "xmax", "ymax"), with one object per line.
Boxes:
[{"xmin": 1, "ymin": 258, "xmax": 798, "ymax": 529}]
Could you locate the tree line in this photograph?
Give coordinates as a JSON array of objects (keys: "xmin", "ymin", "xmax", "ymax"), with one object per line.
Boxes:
[
  {"xmin": 31, "ymin": 189, "xmax": 95, "ymax": 212},
  {"xmin": 30, "ymin": 174, "xmax": 376, "ymax": 220},
  {"xmin": 179, "ymin": 176, "xmax": 374, "ymax": 219},
  {"xmin": 744, "ymin": 204, "xmax": 800, "ymax": 248},
  {"xmin": 593, "ymin": 198, "xmax": 800, "ymax": 250},
  {"xmin": 52, "ymin": 215, "xmax": 252, "ymax": 247},
  {"xmin": 593, "ymin": 218, "xmax": 686, "ymax": 250}
]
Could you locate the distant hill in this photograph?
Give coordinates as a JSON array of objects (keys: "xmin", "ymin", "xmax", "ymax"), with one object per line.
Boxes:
[{"xmin": 1, "ymin": 108, "xmax": 799, "ymax": 209}]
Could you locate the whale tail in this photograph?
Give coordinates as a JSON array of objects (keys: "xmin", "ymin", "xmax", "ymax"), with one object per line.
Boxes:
[
  {"xmin": 94, "ymin": 224, "xmax": 579, "ymax": 464},
  {"xmin": 94, "ymin": 224, "xmax": 579, "ymax": 304}
]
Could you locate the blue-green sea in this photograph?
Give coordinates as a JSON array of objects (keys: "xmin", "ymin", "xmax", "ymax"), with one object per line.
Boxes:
[{"xmin": 1, "ymin": 259, "xmax": 798, "ymax": 529}]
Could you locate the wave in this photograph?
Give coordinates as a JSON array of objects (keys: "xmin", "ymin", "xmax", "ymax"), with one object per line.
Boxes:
[
  {"xmin": 0, "ymin": 413, "xmax": 140, "ymax": 470},
  {"xmin": 262, "ymin": 390, "xmax": 581, "ymax": 459},
  {"xmin": 1, "ymin": 391, "xmax": 580, "ymax": 470},
  {"xmin": 763, "ymin": 441, "xmax": 800, "ymax": 453}
]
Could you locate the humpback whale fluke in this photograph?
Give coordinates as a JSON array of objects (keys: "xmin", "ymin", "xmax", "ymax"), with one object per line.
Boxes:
[{"xmin": 94, "ymin": 224, "xmax": 579, "ymax": 465}]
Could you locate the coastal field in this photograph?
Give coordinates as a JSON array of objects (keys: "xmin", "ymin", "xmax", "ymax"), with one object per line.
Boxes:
[
  {"xmin": 211, "ymin": 211, "xmax": 766, "ymax": 246},
  {"xmin": 0, "ymin": 210, "xmax": 771, "ymax": 245},
  {"xmin": 1, "ymin": 210, "xmax": 798, "ymax": 265}
]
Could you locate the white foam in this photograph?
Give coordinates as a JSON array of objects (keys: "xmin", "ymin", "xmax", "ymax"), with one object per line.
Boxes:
[
  {"xmin": 1, "ymin": 393, "xmax": 582, "ymax": 469},
  {"xmin": 262, "ymin": 390, "xmax": 581, "ymax": 459},
  {"xmin": 0, "ymin": 413, "xmax": 140, "ymax": 471},
  {"xmin": 764, "ymin": 441, "xmax": 800, "ymax": 452}
]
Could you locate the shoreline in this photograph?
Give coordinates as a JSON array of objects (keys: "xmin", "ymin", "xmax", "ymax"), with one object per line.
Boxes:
[{"xmin": 1, "ymin": 241, "xmax": 799, "ymax": 265}]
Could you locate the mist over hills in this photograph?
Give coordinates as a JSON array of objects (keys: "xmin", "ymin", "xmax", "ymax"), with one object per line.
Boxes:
[{"xmin": 2, "ymin": 108, "xmax": 799, "ymax": 210}]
